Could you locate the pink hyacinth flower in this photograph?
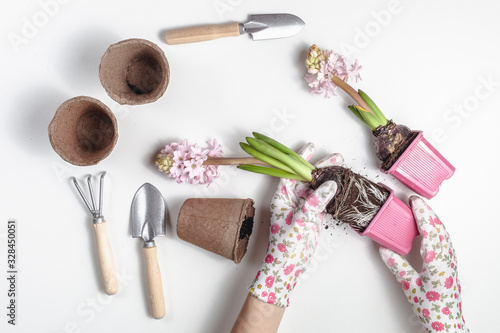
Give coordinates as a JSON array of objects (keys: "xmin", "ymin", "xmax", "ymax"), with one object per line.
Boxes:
[
  {"xmin": 305, "ymin": 46, "xmax": 362, "ymax": 99},
  {"xmin": 155, "ymin": 138, "xmax": 224, "ymax": 186}
]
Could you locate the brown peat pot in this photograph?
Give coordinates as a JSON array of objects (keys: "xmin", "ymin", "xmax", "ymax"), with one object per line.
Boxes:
[
  {"xmin": 99, "ymin": 38, "xmax": 170, "ymax": 105},
  {"xmin": 177, "ymin": 198, "xmax": 255, "ymax": 264},
  {"xmin": 48, "ymin": 96, "xmax": 118, "ymax": 166}
]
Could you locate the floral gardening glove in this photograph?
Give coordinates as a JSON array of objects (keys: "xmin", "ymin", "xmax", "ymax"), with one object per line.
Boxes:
[
  {"xmin": 380, "ymin": 196, "xmax": 468, "ymax": 332},
  {"xmin": 249, "ymin": 143, "xmax": 342, "ymax": 307}
]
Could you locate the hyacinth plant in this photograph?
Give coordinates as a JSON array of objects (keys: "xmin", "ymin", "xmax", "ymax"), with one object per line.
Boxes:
[
  {"xmin": 154, "ymin": 132, "xmax": 392, "ymax": 233},
  {"xmin": 154, "ymin": 134, "xmax": 317, "ymax": 186},
  {"xmin": 305, "ymin": 44, "xmax": 415, "ymax": 170}
]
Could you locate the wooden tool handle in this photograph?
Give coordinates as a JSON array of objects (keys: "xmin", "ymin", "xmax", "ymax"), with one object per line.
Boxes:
[
  {"xmin": 143, "ymin": 246, "xmax": 165, "ymax": 319},
  {"xmin": 93, "ymin": 222, "xmax": 118, "ymax": 295},
  {"xmin": 164, "ymin": 22, "xmax": 241, "ymax": 45}
]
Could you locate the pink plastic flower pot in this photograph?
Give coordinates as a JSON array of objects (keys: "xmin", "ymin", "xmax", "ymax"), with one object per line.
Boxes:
[
  {"xmin": 384, "ymin": 131, "xmax": 455, "ymax": 199},
  {"xmin": 359, "ymin": 186, "xmax": 418, "ymax": 255}
]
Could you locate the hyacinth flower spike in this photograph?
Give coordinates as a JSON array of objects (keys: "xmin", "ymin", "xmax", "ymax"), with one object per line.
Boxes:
[{"xmin": 155, "ymin": 138, "xmax": 270, "ymax": 186}]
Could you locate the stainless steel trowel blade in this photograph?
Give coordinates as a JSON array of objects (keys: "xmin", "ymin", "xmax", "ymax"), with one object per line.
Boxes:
[
  {"xmin": 131, "ymin": 183, "xmax": 166, "ymax": 243},
  {"xmin": 243, "ymin": 13, "xmax": 305, "ymax": 41}
]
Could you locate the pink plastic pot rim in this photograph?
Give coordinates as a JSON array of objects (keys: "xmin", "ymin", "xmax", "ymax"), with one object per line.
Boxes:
[
  {"xmin": 384, "ymin": 131, "xmax": 455, "ymax": 199},
  {"xmin": 386, "ymin": 131, "xmax": 424, "ymax": 174},
  {"xmin": 359, "ymin": 186, "xmax": 394, "ymax": 237},
  {"xmin": 358, "ymin": 184, "xmax": 418, "ymax": 255}
]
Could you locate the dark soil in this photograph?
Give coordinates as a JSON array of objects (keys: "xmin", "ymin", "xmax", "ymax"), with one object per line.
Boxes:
[
  {"xmin": 239, "ymin": 215, "xmax": 255, "ymax": 240},
  {"xmin": 311, "ymin": 166, "xmax": 389, "ymax": 232}
]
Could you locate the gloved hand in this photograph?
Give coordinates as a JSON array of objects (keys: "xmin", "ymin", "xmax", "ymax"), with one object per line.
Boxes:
[
  {"xmin": 249, "ymin": 143, "xmax": 342, "ymax": 307},
  {"xmin": 380, "ymin": 196, "xmax": 468, "ymax": 332}
]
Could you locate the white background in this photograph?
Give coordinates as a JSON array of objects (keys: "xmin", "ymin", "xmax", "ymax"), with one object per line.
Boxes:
[{"xmin": 1, "ymin": 0, "xmax": 498, "ymax": 332}]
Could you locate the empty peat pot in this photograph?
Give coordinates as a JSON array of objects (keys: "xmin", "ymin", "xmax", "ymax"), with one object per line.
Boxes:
[
  {"xmin": 99, "ymin": 38, "xmax": 170, "ymax": 105},
  {"xmin": 48, "ymin": 96, "xmax": 118, "ymax": 166},
  {"xmin": 177, "ymin": 198, "xmax": 255, "ymax": 264}
]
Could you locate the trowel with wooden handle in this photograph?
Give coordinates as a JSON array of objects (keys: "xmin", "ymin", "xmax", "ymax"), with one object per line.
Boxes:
[
  {"xmin": 164, "ymin": 13, "xmax": 305, "ymax": 45},
  {"xmin": 131, "ymin": 183, "xmax": 166, "ymax": 319}
]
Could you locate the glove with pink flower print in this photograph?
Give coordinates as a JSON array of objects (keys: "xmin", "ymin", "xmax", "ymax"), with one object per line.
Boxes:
[
  {"xmin": 380, "ymin": 196, "xmax": 468, "ymax": 333},
  {"xmin": 249, "ymin": 143, "xmax": 342, "ymax": 307}
]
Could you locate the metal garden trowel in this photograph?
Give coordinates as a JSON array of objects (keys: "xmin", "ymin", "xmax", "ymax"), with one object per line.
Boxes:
[
  {"xmin": 164, "ymin": 13, "xmax": 305, "ymax": 45},
  {"xmin": 131, "ymin": 183, "xmax": 166, "ymax": 319}
]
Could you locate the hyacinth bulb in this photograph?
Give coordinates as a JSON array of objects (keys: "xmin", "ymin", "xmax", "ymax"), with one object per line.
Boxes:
[{"xmin": 372, "ymin": 121, "xmax": 412, "ymax": 162}]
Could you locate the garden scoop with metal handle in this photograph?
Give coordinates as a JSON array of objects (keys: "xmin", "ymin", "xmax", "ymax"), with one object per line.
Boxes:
[
  {"xmin": 72, "ymin": 172, "xmax": 118, "ymax": 295},
  {"xmin": 164, "ymin": 13, "xmax": 305, "ymax": 45},
  {"xmin": 131, "ymin": 183, "xmax": 166, "ymax": 319}
]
